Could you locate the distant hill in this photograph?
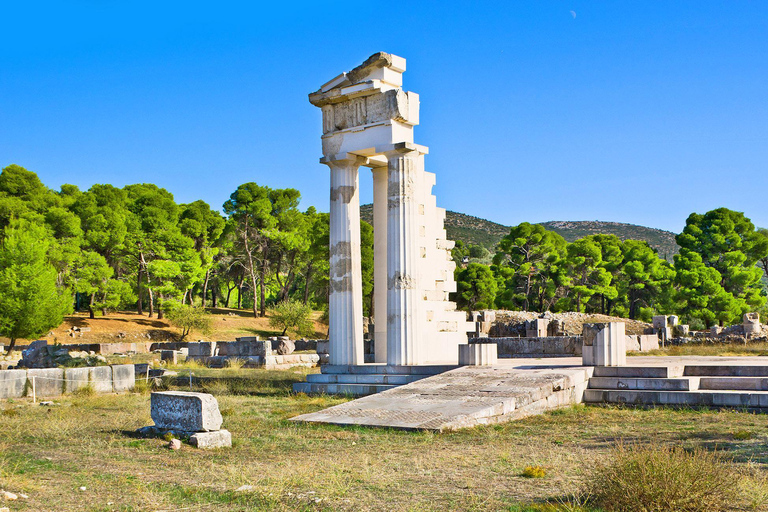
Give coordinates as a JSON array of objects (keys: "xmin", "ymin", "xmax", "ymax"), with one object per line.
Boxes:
[{"xmin": 359, "ymin": 205, "xmax": 680, "ymax": 261}]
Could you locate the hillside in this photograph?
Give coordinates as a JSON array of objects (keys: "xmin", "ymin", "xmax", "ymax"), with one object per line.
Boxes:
[{"xmin": 360, "ymin": 204, "xmax": 679, "ymax": 260}]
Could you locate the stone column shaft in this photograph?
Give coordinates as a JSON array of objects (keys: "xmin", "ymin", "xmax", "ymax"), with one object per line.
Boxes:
[
  {"xmin": 372, "ymin": 167, "xmax": 388, "ymax": 363},
  {"xmin": 328, "ymin": 159, "xmax": 364, "ymax": 366},
  {"xmin": 385, "ymin": 150, "xmax": 421, "ymax": 366}
]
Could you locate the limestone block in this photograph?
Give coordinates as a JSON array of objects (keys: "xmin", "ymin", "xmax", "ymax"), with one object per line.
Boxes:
[
  {"xmin": 27, "ymin": 368, "xmax": 64, "ymax": 397},
  {"xmin": 161, "ymin": 350, "xmax": 177, "ymax": 364},
  {"xmin": 674, "ymin": 325, "xmax": 690, "ymax": 337},
  {"xmin": 582, "ymin": 323, "xmax": 626, "ymax": 367},
  {"xmin": 277, "ymin": 339, "xmax": 295, "ymax": 355},
  {"xmin": 638, "ymin": 334, "xmax": 660, "ymax": 352},
  {"xmin": 652, "ymin": 316, "xmax": 668, "ymax": 330},
  {"xmin": 111, "ymin": 364, "xmax": 135, "ymax": 392},
  {"xmin": 458, "ymin": 343, "xmax": 497, "ymax": 366},
  {"xmin": 189, "ymin": 429, "xmax": 232, "ymax": 449},
  {"xmin": 0, "ymin": 369, "xmax": 27, "ymax": 399},
  {"xmin": 711, "ymin": 325, "xmax": 723, "ymax": 336},
  {"xmin": 89, "ymin": 366, "xmax": 113, "ymax": 393},
  {"xmin": 188, "ymin": 342, "xmax": 217, "ymax": 357},
  {"xmin": 668, "ymin": 315, "xmax": 679, "ymax": 326},
  {"xmin": 744, "ymin": 312, "xmax": 761, "ymax": 335},
  {"xmin": 316, "ymin": 341, "xmax": 330, "ymax": 355},
  {"xmin": 625, "ymin": 335, "xmax": 641, "ymax": 352},
  {"xmin": 151, "ymin": 391, "xmax": 223, "ymax": 432},
  {"xmin": 64, "ymin": 367, "xmax": 90, "ymax": 393}
]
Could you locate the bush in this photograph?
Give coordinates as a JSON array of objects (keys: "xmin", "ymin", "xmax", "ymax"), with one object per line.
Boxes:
[
  {"xmin": 164, "ymin": 303, "xmax": 213, "ymax": 340},
  {"xmin": 522, "ymin": 465, "xmax": 546, "ymax": 478},
  {"xmin": 268, "ymin": 299, "xmax": 314, "ymax": 337},
  {"xmin": 587, "ymin": 443, "xmax": 741, "ymax": 512}
]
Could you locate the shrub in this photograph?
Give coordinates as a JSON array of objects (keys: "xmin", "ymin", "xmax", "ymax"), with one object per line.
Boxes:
[
  {"xmin": 163, "ymin": 303, "xmax": 213, "ymax": 340},
  {"xmin": 522, "ymin": 465, "xmax": 547, "ymax": 478},
  {"xmin": 268, "ymin": 299, "xmax": 314, "ymax": 337},
  {"xmin": 587, "ymin": 443, "xmax": 741, "ymax": 512}
]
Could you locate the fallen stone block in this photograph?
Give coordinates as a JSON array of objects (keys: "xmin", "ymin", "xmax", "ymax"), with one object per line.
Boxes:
[
  {"xmin": 111, "ymin": 364, "xmax": 135, "ymax": 392},
  {"xmin": 151, "ymin": 391, "xmax": 223, "ymax": 432},
  {"xmin": 161, "ymin": 350, "xmax": 177, "ymax": 364},
  {"xmin": 189, "ymin": 429, "xmax": 232, "ymax": 449}
]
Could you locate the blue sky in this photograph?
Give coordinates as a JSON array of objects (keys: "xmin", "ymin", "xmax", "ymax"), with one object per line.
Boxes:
[{"xmin": 2, "ymin": 1, "xmax": 766, "ymax": 233}]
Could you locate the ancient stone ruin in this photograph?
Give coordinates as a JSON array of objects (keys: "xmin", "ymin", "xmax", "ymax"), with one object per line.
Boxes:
[
  {"xmin": 306, "ymin": 52, "xmax": 469, "ymax": 368},
  {"xmin": 139, "ymin": 391, "xmax": 231, "ymax": 449}
]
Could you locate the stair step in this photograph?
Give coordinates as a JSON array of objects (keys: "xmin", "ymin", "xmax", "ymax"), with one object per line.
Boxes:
[
  {"xmin": 588, "ymin": 377, "xmax": 699, "ymax": 391},
  {"xmin": 584, "ymin": 389, "xmax": 768, "ymax": 408},
  {"xmin": 592, "ymin": 366, "xmax": 684, "ymax": 379},
  {"xmin": 699, "ymin": 377, "xmax": 768, "ymax": 391},
  {"xmin": 293, "ymin": 382, "xmax": 397, "ymax": 396},
  {"xmin": 321, "ymin": 364, "xmax": 457, "ymax": 375},
  {"xmin": 684, "ymin": 366, "xmax": 768, "ymax": 377},
  {"xmin": 306, "ymin": 373, "xmax": 428, "ymax": 385}
]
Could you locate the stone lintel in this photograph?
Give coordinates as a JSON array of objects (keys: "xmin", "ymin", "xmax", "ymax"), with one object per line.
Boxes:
[
  {"xmin": 320, "ymin": 145, "xmax": 428, "ymax": 168},
  {"xmin": 377, "ymin": 142, "xmax": 429, "ymax": 156}
]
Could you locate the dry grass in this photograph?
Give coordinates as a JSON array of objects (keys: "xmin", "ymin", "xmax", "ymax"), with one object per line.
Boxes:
[
  {"xmin": 637, "ymin": 342, "xmax": 768, "ymax": 357},
  {"xmin": 1, "ymin": 372, "xmax": 768, "ymax": 511}
]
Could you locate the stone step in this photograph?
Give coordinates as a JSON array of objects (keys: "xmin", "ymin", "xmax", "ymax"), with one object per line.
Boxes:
[
  {"xmin": 584, "ymin": 389, "xmax": 768, "ymax": 408},
  {"xmin": 591, "ymin": 366, "xmax": 684, "ymax": 378},
  {"xmin": 293, "ymin": 382, "xmax": 397, "ymax": 397},
  {"xmin": 321, "ymin": 364, "xmax": 457, "ymax": 375},
  {"xmin": 699, "ymin": 377, "xmax": 768, "ymax": 391},
  {"xmin": 305, "ymin": 373, "xmax": 428, "ymax": 385},
  {"xmin": 684, "ymin": 366, "xmax": 768, "ymax": 377},
  {"xmin": 588, "ymin": 377, "xmax": 699, "ymax": 391}
]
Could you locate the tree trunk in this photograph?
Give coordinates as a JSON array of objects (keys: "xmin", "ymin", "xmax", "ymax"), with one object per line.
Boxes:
[
  {"xmin": 237, "ymin": 284, "xmax": 242, "ymax": 309},
  {"xmin": 7, "ymin": 337, "xmax": 16, "ymax": 353},
  {"xmin": 303, "ymin": 265, "xmax": 313, "ymax": 304},
  {"xmin": 89, "ymin": 293, "xmax": 96, "ymax": 319},
  {"xmin": 225, "ymin": 285, "xmax": 234, "ymax": 308},
  {"xmin": 212, "ymin": 289, "xmax": 218, "ymax": 308},
  {"xmin": 201, "ymin": 269, "xmax": 210, "ymax": 308},
  {"xmin": 137, "ymin": 266, "xmax": 143, "ymax": 315},
  {"xmin": 148, "ymin": 288, "xmax": 155, "ymax": 318},
  {"xmin": 259, "ymin": 258, "xmax": 268, "ymax": 317}
]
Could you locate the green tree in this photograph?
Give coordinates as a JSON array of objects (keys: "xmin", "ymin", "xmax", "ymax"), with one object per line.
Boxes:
[
  {"xmin": 268, "ymin": 299, "xmax": 315, "ymax": 337},
  {"xmin": 676, "ymin": 208, "xmax": 768, "ymax": 314},
  {"xmin": 164, "ymin": 302, "xmax": 213, "ymax": 341},
  {"xmin": 360, "ymin": 220, "xmax": 374, "ymax": 317},
  {"xmin": 674, "ymin": 248, "xmax": 733, "ymax": 327},
  {"xmin": 566, "ymin": 237, "xmax": 613, "ymax": 313},
  {"xmin": 617, "ymin": 240, "xmax": 675, "ymax": 320},
  {"xmin": 455, "ymin": 263, "xmax": 498, "ymax": 312},
  {"xmin": 0, "ymin": 220, "xmax": 72, "ymax": 352},
  {"xmin": 493, "ymin": 222, "xmax": 568, "ymax": 311}
]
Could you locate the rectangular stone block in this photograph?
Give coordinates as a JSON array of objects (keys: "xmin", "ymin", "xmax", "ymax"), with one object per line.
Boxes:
[
  {"xmin": 188, "ymin": 342, "xmax": 217, "ymax": 357},
  {"xmin": 111, "ymin": 364, "xmax": 135, "ymax": 392},
  {"xmin": 582, "ymin": 322, "xmax": 625, "ymax": 367},
  {"xmin": 161, "ymin": 350, "xmax": 177, "ymax": 364},
  {"xmin": 189, "ymin": 429, "xmax": 231, "ymax": 449},
  {"xmin": 0, "ymin": 369, "xmax": 27, "ymax": 399},
  {"xmin": 64, "ymin": 367, "xmax": 90, "ymax": 393},
  {"xmin": 639, "ymin": 334, "xmax": 660, "ymax": 352},
  {"xmin": 151, "ymin": 391, "xmax": 223, "ymax": 432},
  {"xmin": 27, "ymin": 368, "xmax": 64, "ymax": 397},
  {"xmin": 458, "ymin": 343, "xmax": 497, "ymax": 366},
  {"xmin": 90, "ymin": 366, "xmax": 113, "ymax": 393}
]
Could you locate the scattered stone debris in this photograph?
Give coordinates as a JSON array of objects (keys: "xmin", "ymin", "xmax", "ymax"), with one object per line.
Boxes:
[
  {"xmin": 1, "ymin": 491, "xmax": 17, "ymax": 500},
  {"xmin": 168, "ymin": 438, "xmax": 182, "ymax": 450},
  {"xmin": 79, "ymin": 486, "xmax": 87, "ymax": 492},
  {"xmin": 235, "ymin": 485, "xmax": 256, "ymax": 493},
  {"xmin": 16, "ymin": 340, "xmax": 107, "ymax": 369}
]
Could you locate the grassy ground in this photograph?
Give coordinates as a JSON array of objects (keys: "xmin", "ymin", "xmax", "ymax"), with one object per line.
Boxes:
[
  {"xmin": 633, "ymin": 342, "xmax": 768, "ymax": 357},
  {"xmin": 2, "ymin": 368, "xmax": 768, "ymax": 511}
]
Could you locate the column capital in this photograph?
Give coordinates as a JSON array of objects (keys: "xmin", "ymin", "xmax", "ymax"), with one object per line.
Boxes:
[
  {"xmin": 320, "ymin": 153, "xmax": 368, "ymax": 168},
  {"xmin": 376, "ymin": 142, "xmax": 429, "ymax": 157}
]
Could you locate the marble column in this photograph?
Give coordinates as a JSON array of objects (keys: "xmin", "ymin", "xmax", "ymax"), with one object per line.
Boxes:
[
  {"xmin": 327, "ymin": 157, "xmax": 365, "ymax": 366},
  {"xmin": 371, "ymin": 166, "xmax": 388, "ymax": 363},
  {"xmin": 385, "ymin": 149, "xmax": 421, "ymax": 366}
]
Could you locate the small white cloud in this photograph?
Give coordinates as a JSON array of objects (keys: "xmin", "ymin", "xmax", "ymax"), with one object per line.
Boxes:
[{"xmin": 570, "ymin": 10, "xmax": 577, "ymax": 19}]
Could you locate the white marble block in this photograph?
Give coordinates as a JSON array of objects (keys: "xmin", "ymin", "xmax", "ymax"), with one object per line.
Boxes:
[
  {"xmin": 582, "ymin": 322, "xmax": 626, "ymax": 367},
  {"xmin": 151, "ymin": 391, "xmax": 223, "ymax": 432},
  {"xmin": 458, "ymin": 343, "xmax": 498, "ymax": 366}
]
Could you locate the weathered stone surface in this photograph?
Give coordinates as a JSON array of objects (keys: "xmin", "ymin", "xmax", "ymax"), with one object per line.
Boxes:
[
  {"xmin": 27, "ymin": 368, "xmax": 64, "ymax": 397},
  {"xmin": 458, "ymin": 343, "xmax": 497, "ymax": 366},
  {"xmin": 161, "ymin": 350, "xmax": 177, "ymax": 364},
  {"xmin": 90, "ymin": 366, "xmax": 113, "ymax": 393},
  {"xmin": 168, "ymin": 438, "xmax": 181, "ymax": 450},
  {"xmin": 189, "ymin": 429, "xmax": 232, "ymax": 449},
  {"xmin": 188, "ymin": 342, "xmax": 217, "ymax": 357},
  {"xmin": 151, "ymin": 391, "xmax": 223, "ymax": 432},
  {"xmin": 276, "ymin": 339, "xmax": 295, "ymax": 355},
  {"xmin": 292, "ymin": 365, "xmax": 592, "ymax": 431},
  {"xmin": 64, "ymin": 367, "xmax": 90, "ymax": 393},
  {"xmin": 0, "ymin": 369, "xmax": 27, "ymax": 399},
  {"xmin": 582, "ymin": 322, "xmax": 626, "ymax": 367},
  {"xmin": 111, "ymin": 364, "xmax": 135, "ymax": 392}
]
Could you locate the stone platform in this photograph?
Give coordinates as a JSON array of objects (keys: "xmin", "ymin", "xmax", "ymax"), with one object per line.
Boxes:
[
  {"xmin": 292, "ymin": 356, "xmax": 768, "ymax": 431},
  {"xmin": 291, "ymin": 363, "xmax": 593, "ymax": 431}
]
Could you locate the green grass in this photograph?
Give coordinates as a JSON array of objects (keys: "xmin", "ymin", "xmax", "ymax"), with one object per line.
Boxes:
[{"xmin": 1, "ymin": 369, "xmax": 768, "ymax": 511}]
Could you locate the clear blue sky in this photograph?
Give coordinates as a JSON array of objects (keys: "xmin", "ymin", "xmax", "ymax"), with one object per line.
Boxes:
[{"xmin": 2, "ymin": 1, "xmax": 766, "ymax": 233}]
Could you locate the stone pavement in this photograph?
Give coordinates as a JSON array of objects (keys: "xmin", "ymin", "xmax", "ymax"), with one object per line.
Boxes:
[{"xmin": 291, "ymin": 362, "xmax": 593, "ymax": 431}]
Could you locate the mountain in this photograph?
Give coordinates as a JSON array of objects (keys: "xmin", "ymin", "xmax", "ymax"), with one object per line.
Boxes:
[{"xmin": 360, "ymin": 205, "xmax": 680, "ymax": 261}]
